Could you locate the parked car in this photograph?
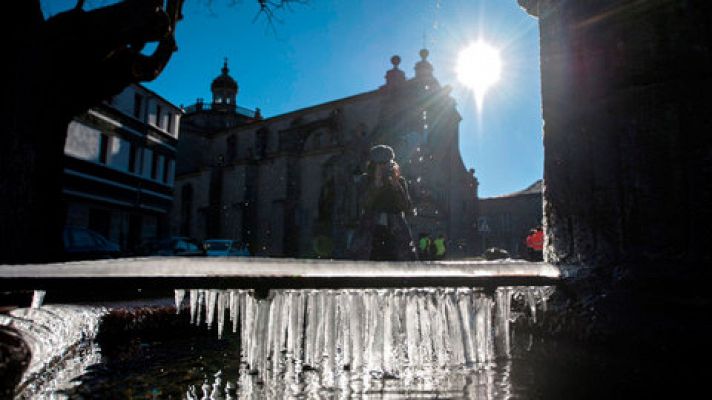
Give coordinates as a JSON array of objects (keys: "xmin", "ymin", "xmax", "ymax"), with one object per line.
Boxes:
[
  {"xmin": 63, "ymin": 226, "xmax": 121, "ymax": 261},
  {"xmin": 203, "ymin": 239, "xmax": 248, "ymax": 257},
  {"xmin": 135, "ymin": 236, "xmax": 205, "ymax": 257}
]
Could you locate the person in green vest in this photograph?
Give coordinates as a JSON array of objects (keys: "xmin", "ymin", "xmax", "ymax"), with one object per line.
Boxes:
[
  {"xmin": 434, "ymin": 234, "xmax": 447, "ymax": 260},
  {"xmin": 418, "ymin": 234, "xmax": 432, "ymax": 260}
]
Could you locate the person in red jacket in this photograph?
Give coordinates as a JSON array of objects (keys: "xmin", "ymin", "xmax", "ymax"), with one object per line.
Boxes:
[{"xmin": 525, "ymin": 227, "xmax": 544, "ymax": 261}]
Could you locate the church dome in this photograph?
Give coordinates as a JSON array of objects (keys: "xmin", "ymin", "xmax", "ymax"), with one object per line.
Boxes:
[
  {"xmin": 211, "ymin": 59, "xmax": 238, "ymax": 92},
  {"xmin": 414, "ymin": 48, "xmax": 434, "ymax": 79}
]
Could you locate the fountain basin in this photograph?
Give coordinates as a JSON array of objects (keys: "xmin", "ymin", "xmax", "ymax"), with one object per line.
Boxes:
[{"xmin": 0, "ymin": 258, "xmax": 561, "ymax": 293}]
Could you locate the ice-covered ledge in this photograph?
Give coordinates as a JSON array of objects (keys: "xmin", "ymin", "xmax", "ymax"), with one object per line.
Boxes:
[{"xmin": 0, "ymin": 257, "xmax": 561, "ymax": 291}]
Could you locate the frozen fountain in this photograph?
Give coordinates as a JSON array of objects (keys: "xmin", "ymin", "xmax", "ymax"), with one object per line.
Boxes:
[
  {"xmin": 177, "ymin": 286, "xmax": 552, "ymax": 397},
  {"xmin": 0, "ymin": 258, "xmax": 559, "ymax": 398}
]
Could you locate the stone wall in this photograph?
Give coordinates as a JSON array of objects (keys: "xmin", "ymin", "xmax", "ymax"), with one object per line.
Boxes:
[
  {"xmin": 525, "ymin": 0, "xmax": 712, "ymax": 271},
  {"xmin": 517, "ymin": 1, "xmax": 712, "ymax": 394}
]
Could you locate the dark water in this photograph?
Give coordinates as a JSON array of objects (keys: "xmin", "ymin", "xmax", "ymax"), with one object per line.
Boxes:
[
  {"xmin": 35, "ymin": 322, "xmax": 618, "ymax": 400},
  {"xmin": 38, "ymin": 324, "xmax": 702, "ymax": 400}
]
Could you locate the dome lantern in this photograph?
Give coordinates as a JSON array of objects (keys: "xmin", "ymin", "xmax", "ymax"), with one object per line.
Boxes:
[{"xmin": 211, "ymin": 58, "xmax": 238, "ymax": 110}]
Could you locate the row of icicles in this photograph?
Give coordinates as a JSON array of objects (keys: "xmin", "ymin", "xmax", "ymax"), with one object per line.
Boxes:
[{"xmin": 175, "ymin": 287, "xmax": 551, "ymax": 390}]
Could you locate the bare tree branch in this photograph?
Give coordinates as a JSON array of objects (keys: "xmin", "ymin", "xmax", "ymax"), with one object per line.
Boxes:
[{"xmin": 253, "ymin": 0, "xmax": 306, "ymax": 33}]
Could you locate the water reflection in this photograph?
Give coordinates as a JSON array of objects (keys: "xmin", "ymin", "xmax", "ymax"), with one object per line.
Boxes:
[{"xmin": 187, "ymin": 360, "xmax": 515, "ymax": 399}]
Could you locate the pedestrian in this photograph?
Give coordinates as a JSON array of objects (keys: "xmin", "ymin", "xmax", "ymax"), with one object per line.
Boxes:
[
  {"xmin": 434, "ymin": 234, "xmax": 447, "ymax": 260},
  {"xmin": 418, "ymin": 233, "xmax": 432, "ymax": 260},
  {"xmin": 347, "ymin": 145, "xmax": 418, "ymax": 261},
  {"xmin": 525, "ymin": 227, "xmax": 544, "ymax": 261}
]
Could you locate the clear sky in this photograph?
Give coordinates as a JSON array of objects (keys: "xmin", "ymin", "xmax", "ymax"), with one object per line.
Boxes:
[{"xmin": 42, "ymin": 0, "xmax": 543, "ymax": 198}]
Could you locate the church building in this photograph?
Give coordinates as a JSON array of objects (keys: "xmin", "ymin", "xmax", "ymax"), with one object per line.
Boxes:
[{"xmin": 171, "ymin": 51, "xmax": 480, "ymax": 258}]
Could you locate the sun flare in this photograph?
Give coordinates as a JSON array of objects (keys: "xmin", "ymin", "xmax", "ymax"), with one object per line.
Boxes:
[{"xmin": 456, "ymin": 41, "xmax": 502, "ymax": 108}]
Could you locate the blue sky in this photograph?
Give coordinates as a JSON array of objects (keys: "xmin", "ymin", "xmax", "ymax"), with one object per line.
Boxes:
[{"xmin": 43, "ymin": 0, "xmax": 542, "ymax": 198}]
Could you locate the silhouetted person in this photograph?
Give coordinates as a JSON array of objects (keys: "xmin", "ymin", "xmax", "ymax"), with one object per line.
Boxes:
[{"xmin": 348, "ymin": 145, "xmax": 417, "ymax": 261}]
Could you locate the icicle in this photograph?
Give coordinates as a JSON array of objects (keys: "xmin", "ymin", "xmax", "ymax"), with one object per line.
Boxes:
[
  {"xmin": 246, "ymin": 293, "xmax": 259, "ymax": 371},
  {"xmin": 239, "ymin": 291, "xmax": 249, "ymax": 371},
  {"xmin": 217, "ymin": 290, "xmax": 226, "ymax": 339},
  {"xmin": 381, "ymin": 290, "xmax": 394, "ymax": 376},
  {"xmin": 334, "ymin": 290, "xmax": 349, "ymax": 376},
  {"xmin": 444, "ymin": 290, "xmax": 465, "ymax": 366},
  {"xmin": 364, "ymin": 290, "xmax": 380, "ymax": 376},
  {"xmin": 473, "ymin": 293, "xmax": 492, "ymax": 363},
  {"xmin": 457, "ymin": 289, "xmax": 476, "ymax": 364},
  {"xmin": 266, "ymin": 291, "xmax": 281, "ymax": 376},
  {"xmin": 429, "ymin": 290, "xmax": 447, "ymax": 368},
  {"xmin": 274, "ymin": 291, "xmax": 290, "ymax": 373},
  {"xmin": 174, "ymin": 289, "xmax": 186, "ymax": 314},
  {"xmin": 285, "ymin": 291, "xmax": 297, "ymax": 361},
  {"xmin": 349, "ymin": 291, "xmax": 364, "ymax": 376},
  {"xmin": 206, "ymin": 290, "xmax": 217, "ymax": 330},
  {"xmin": 321, "ymin": 290, "xmax": 336, "ymax": 387},
  {"xmin": 494, "ymin": 287, "xmax": 512, "ymax": 358},
  {"xmin": 303, "ymin": 291, "xmax": 317, "ymax": 368},
  {"xmin": 229, "ymin": 290, "xmax": 239, "ymax": 333},
  {"xmin": 312, "ymin": 291, "xmax": 326, "ymax": 373},
  {"xmin": 31, "ymin": 290, "xmax": 46, "ymax": 309},
  {"xmin": 405, "ymin": 290, "xmax": 421, "ymax": 370},
  {"xmin": 255, "ymin": 297, "xmax": 271, "ymax": 379},
  {"xmin": 189, "ymin": 289, "xmax": 198, "ymax": 324},
  {"xmin": 198, "ymin": 290, "xmax": 206, "ymax": 326},
  {"xmin": 526, "ymin": 287, "xmax": 538, "ymax": 323},
  {"xmin": 293, "ymin": 291, "xmax": 306, "ymax": 373},
  {"xmin": 416, "ymin": 291, "xmax": 433, "ymax": 369},
  {"xmin": 264, "ymin": 291, "xmax": 282, "ymax": 376}
]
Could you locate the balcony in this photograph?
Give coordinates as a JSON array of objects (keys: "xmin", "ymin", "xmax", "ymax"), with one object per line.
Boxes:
[{"xmin": 184, "ymin": 101, "xmax": 257, "ymax": 118}]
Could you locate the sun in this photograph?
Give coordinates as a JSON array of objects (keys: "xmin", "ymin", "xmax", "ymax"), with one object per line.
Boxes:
[{"xmin": 456, "ymin": 41, "xmax": 502, "ymax": 108}]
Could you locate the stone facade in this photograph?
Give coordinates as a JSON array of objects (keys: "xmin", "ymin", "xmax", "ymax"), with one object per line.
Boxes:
[
  {"xmin": 478, "ymin": 180, "xmax": 543, "ymax": 257},
  {"xmin": 172, "ymin": 53, "xmax": 479, "ymax": 258}
]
